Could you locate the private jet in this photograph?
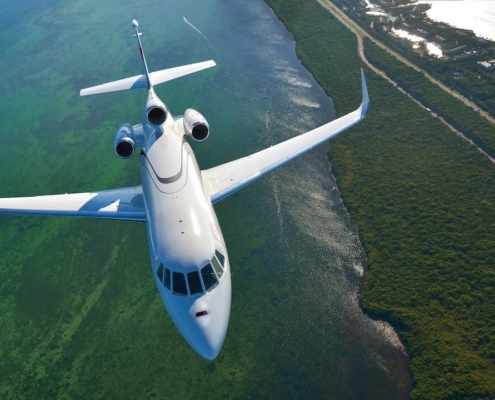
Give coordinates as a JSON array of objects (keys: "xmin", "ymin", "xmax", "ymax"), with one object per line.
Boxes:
[{"xmin": 0, "ymin": 20, "xmax": 369, "ymax": 360}]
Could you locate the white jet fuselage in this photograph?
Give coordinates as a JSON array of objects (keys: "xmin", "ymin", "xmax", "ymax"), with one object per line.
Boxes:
[{"xmin": 140, "ymin": 89, "xmax": 231, "ymax": 360}]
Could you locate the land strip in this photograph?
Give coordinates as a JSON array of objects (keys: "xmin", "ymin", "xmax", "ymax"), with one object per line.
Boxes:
[
  {"xmin": 265, "ymin": 0, "xmax": 495, "ymax": 398},
  {"xmin": 317, "ymin": 0, "xmax": 495, "ymax": 126},
  {"xmin": 363, "ymin": 38, "xmax": 495, "ymax": 161},
  {"xmin": 317, "ymin": 0, "xmax": 495, "ymax": 162}
]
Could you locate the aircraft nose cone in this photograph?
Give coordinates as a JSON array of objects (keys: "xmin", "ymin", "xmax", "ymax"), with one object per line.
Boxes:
[
  {"xmin": 164, "ymin": 274, "xmax": 232, "ymax": 360},
  {"xmin": 195, "ymin": 335, "xmax": 225, "ymax": 361},
  {"xmin": 188, "ymin": 299, "xmax": 229, "ymax": 360}
]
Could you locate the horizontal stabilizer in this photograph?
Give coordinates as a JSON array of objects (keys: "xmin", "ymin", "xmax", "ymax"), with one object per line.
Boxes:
[
  {"xmin": 80, "ymin": 60, "xmax": 216, "ymax": 96},
  {"xmin": 150, "ymin": 60, "xmax": 216, "ymax": 86},
  {"xmin": 80, "ymin": 75, "xmax": 148, "ymax": 96}
]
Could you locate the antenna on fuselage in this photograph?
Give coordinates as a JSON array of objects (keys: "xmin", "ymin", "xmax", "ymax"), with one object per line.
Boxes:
[{"xmin": 132, "ymin": 19, "xmax": 152, "ymax": 90}]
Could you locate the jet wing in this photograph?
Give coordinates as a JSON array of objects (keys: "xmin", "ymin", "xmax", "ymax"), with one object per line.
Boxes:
[
  {"xmin": 202, "ymin": 69, "xmax": 369, "ymax": 204},
  {"xmin": 0, "ymin": 185, "xmax": 147, "ymax": 221}
]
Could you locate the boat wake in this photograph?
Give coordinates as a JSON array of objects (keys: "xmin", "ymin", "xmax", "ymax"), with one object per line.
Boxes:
[{"xmin": 183, "ymin": 17, "xmax": 211, "ymax": 45}]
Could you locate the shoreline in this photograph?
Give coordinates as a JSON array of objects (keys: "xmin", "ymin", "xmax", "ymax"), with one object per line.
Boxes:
[
  {"xmin": 419, "ymin": 1, "xmax": 495, "ymax": 43},
  {"xmin": 351, "ymin": 0, "xmax": 495, "ymax": 117},
  {"xmin": 263, "ymin": 0, "xmax": 414, "ymax": 397},
  {"xmin": 263, "ymin": 0, "xmax": 495, "ymax": 398}
]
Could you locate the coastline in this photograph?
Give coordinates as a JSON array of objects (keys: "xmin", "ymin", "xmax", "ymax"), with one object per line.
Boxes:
[
  {"xmin": 263, "ymin": 0, "xmax": 495, "ymax": 399},
  {"xmin": 263, "ymin": 0, "xmax": 414, "ymax": 397},
  {"xmin": 419, "ymin": 1, "xmax": 495, "ymax": 42},
  {"xmin": 356, "ymin": 0, "xmax": 495, "ymax": 117}
]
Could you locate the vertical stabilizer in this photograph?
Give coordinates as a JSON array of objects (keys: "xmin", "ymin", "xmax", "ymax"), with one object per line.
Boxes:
[{"xmin": 132, "ymin": 19, "xmax": 152, "ymax": 89}]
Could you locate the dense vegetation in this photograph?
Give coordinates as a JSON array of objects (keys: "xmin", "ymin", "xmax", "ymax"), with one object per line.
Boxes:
[
  {"xmin": 264, "ymin": 0, "xmax": 495, "ymax": 398},
  {"xmin": 363, "ymin": 37, "xmax": 495, "ymax": 157}
]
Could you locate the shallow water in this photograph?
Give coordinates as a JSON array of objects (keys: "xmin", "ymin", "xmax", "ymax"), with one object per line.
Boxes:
[{"xmin": 0, "ymin": 0, "xmax": 411, "ymax": 398}]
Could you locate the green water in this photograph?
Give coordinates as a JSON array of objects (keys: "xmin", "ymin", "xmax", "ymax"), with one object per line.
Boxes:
[{"xmin": 0, "ymin": 0, "xmax": 411, "ymax": 398}]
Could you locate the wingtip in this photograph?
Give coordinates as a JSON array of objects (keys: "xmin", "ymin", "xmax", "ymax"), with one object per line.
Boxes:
[{"xmin": 359, "ymin": 68, "xmax": 370, "ymax": 117}]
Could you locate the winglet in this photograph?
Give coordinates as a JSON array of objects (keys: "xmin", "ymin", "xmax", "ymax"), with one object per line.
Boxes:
[{"xmin": 358, "ymin": 68, "xmax": 370, "ymax": 118}]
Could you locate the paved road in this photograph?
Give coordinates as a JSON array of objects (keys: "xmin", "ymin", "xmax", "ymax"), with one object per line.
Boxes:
[
  {"xmin": 317, "ymin": 0, "xmax": 495, "ymax": 126},
  {"xmin": 316, "ymin": 0, "xmax": 495, "ymax": 163}
]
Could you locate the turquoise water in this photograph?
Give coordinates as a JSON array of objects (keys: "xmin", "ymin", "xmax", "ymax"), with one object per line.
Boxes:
[{"xmin": 0, "ymin": 0, "xmax": 411, "ymax": 398}]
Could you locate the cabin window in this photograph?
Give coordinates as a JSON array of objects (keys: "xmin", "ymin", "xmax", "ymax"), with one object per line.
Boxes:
[
  {"xmin": 201, "ymin": 263, "xmax": 218, "ymax": 291},
  {"xmin": 164, "ymin": 267, "xmax": 171, "ymax": 290},
  {"xmin": 215, "ymin": 250, "xmax": 225, "ymax": 266},
  {"xmin": 187, "ymin": 271, "xmax": 203, "ymax": 295},
  {"xmin": 157, "ymin": 264, "xmax": 164, "ymax": 283},
  {"xmin": 173, "ymin": 272, "xmax": 187, "ymax": 296},
  {"xmin": 211, "ymin": 256, "xmax": 223, "ymax": 278}
]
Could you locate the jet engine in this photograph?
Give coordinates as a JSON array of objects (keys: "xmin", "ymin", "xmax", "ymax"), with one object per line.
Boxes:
[
  {"xmin": 183, "ymin": 108, "xmax": 210, "ymax": 142},
  {"xmin": 114, "ymin": 123, "xmax": 144, "ymax": 159},
  {"xmin": 146, "ymin": 105, "xmax": 167, "ymax": 126}
]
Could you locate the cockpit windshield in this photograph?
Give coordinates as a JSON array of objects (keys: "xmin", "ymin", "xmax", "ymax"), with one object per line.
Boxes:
[
  {"xmin": 155, "ymin": 250, "xmax": 227, "ymax": 296},
  {"xmin": 211, "ymin": 256, "xmax": 223, "ymax": 278},
  {"xmin": 215, "ymin": 250, "xmax": 225, "ymax": 266},
  {"xmin": 164, "ymin": 267, "xmax": 171, "ymax": 290},
  {"xmin": 201, "ymin": 263, "xmax": 218, "ymax": 291},
  {"xmin": 187, "ymin": 271, "xmax": 203, "ymax": 295},
  {"xmin": 172, "ymin": 272, "xmax": 188, "ymax": 296},
  {"xmin": 157, "ymin": 264, "xmax": 164, "ymax": 282}
]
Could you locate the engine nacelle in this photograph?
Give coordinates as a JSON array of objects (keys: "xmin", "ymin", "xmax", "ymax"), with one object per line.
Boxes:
[
  {"xmin": 114, "ymin": 123, "xmax": 145, "ymax": 159},
  {"xmin": 147, "ymin": 105, "xmax": 167, "ymax": 126},
  {"xmin": 183, "ymin": 108, "xmax": 210, "ymax": 142}
]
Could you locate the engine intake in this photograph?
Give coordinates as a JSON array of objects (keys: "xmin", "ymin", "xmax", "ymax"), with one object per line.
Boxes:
[
  {"xmin": 147, "ymin": 106, "xmax": 167, "ymax": 126},
  {"xmin": 113, "ymin": 123, "xmax": 144, "ymax": 159},
  {"xmin": 183, "ymin": 108, "xmax": 210, "ymax": 142},
  {"xmin": 116, "ymin": 137, "xmax": 134, "ymax": 159}
]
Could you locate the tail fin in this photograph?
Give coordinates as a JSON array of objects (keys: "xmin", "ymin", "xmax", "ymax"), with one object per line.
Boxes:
[
  {"xmin": 132, "ymin": 19, "xmax": 152, "ymax": 89},
  {"xmin": 80, "ymin": 20, "xmax": 216, "ymax": 97}
]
